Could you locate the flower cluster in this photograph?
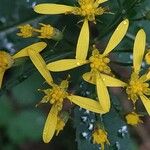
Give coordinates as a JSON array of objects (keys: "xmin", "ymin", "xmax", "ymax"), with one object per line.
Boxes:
[{"xmin": 1, "ymin": 0, "xmax": 150, "ymax": 150}]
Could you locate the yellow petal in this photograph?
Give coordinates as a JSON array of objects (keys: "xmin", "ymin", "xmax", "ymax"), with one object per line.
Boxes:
[
  {"xmin": 28, "ymin": 49, "xmax": 53, "ymax": 85},
  {"xmin": 0, "ymin": 68, "xmax": 5, "ymax": 88},
  {"xmin": 140, "ymin": 95, "xmax": 150, "ymax": 115},
  {"xmin": 13, "ymin": 42, "xmax": 47, "ymax": 59},
  {"xmin": 47, "ymin": 59, "xmax": 87, "ymax": 72},
  {"xmin": 103, "ymin": 19, "xmax": 129, "ymax": 55},
  {"xmin": 146, "ymin": 71, "xmax": 150, "ymax": 80},
  {"xmin": 34, "ymin": 4, "xmax": 74, "ymax": 14},
  {"xmin": 76, "ymin": 19, "xmax": 89, "ymax": 61},
  {"xmin": 67, "ymin": 95, "xmax": 105, "ymax": 114},
  {"xmin": 133, "ymin": 29, "xmax": 146, "ymax": 74},
  {"xmin": 82, "ymin": 72, "xmax": 96, "ymax": 84},
  {"xmin": 100, "ymin": 73, "xmax": 127, "ymax": 87},
  {"xmin": 97, "ymin": 0, "xmax": 108, "ymax": 4},
  {"xmin": 43, "ymin": 105, "xmax": 58, "ymax": 143},
  {"xmin": 96, "ymin": 73, "xmax": 110, "ymax": 113}
]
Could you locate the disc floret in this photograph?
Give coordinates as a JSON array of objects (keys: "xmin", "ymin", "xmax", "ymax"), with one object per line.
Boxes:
[{"xmin": 126, "ymin": 72, "xmax": 150, "ymax": 103}]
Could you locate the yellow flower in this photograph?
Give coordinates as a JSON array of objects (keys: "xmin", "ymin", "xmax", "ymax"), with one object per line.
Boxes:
[
  {"xmin": 92, "ymin": 128, "xmax": 109, "ymax": 150},
  {"xmin": 0, "ymin": 42, "xmax": 51, "ymax": 88},
  {"xmin": 34, "ymin": 0, "xmax": 108, "ymax": 60},
  {"xmin": 34, "ymin": 23, "xmax": 55, "ymax": 39},
  {"xmin": 13, "ymin": 42, "xmax": 53, "ymax": 85},
  {"xmin": 0, "ymin": 51, "xmax": 14, "ymax": 88},
  {"xmin": 126, "ymin": 29, "xmax": 150, "ymax": 115},
  {"xmin": 39, "ymin": 78, "xmax": 106, "ymax": 143},
  {"xmin": 125, "ymin": 112, "xmax": 143, "ymax": 126},
  {"xmin": 145, "ymin": 50, "xmax": 150, "ymax": 64},
  {"xmin": 100, "ymin": 29, "xmax": 150, "ymax": 115},
  {"xmin": 46, "ymin": 19, "xmax": 129, "ymax": 113},
  {"xmin": 17, "ymin": 24, "xmax": 33, "ymax": 38}
]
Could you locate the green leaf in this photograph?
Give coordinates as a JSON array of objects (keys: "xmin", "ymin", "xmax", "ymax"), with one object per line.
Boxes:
[
  {"xmin": 0, "ymin": 95, "xmax": 14, "ymax": 126},
  {"xmin": 73, "ymin": 108, "xmax": 99, "ymax": 150},
  {"xmin": 7, "ymin": 109, "xmax": 45, "ymax": 144}
]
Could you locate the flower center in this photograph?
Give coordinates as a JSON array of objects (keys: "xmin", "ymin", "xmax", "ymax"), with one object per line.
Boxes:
[
  {"xmin": 126, "ymin": 72, "xmax": 150, "ymax": 102},
  {"xmin": 89, "ymin": 49, "xmax": 111, "ymax": 74},
  {"xmin": 41, "ymin": 80, "xmax": 69, "ymax": 111},
  {"xmin": 125, "ymin": 112, "xmax": 143, "ymax": 126},
  {"xmin": 34, "ymin": 23, "xmax": 55, "ymax": 39},
  {"xmin": 17, "ymin": 24, "xmax": 33, "ymax": 38},
  {"xmin": 92, "ymin": 128, "xmax": 109, "ymax": 150},
  {"xmin": 71, "ymin": 0, "xmax": 106, "ymax": 22},
  {"xmin": 0, "ymin": 51, "xmax": 14, "ymax": 70}
]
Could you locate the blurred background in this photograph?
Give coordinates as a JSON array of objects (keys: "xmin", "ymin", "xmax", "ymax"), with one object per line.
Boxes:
[{"xmin": 0, "ymin": 0, "xmax": 150, "ymax": 150}]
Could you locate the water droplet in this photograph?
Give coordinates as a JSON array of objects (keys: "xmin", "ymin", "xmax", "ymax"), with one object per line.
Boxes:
[
  {"xmin": 130, "ymin": 54, "xmax": 133, "ymax": 60},
  {"xmin": 81, "ymin": 116, "xmax": 88, "ymax": 122},
  {"xmin": 77, "ymin": 62, "xmax": 81, "ymax": 66},
  {"xmin": 85, "ymin": 91, "xmax": 90, "ymax": 95},
  {"xmin": 84, "ymin": 110, "xmax": 90, "ymax": 114},
  {"xmin": 142, "ymin": 62, "xmax": 145, "ymax": 67},
  {"xmin": 91, "ymin": 119, "xmax": 95, "ymax": 123},
  {"xmin": 115, "ymin": 141, "xmax": 121, "ymax": 150},
  {"xmin": 82, "ymin": 132, "xmax": 88, "ymax": 139},
  {"xmin": 123, "ymin": 20, "xmax": 127, "ymax": 24},
  {"xmin": 0, "ymin": 17, "xmax": 6, "ymax": 24},
  {"xmin": 118, "ymin": 125, "xmax": 128, "ymax": 137},
  {"xmin": 32, "ymin": 2, "xmax": 37, "ymax": 8},
  {"xmin": 79, "ymin": 107, "xmax": 82, "ymax": 111},
  {"xmin": 88, "ymin": 123, "xmax": 93, "ymax": 130}
]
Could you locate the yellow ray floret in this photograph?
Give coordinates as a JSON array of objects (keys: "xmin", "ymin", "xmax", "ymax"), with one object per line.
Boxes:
[
  {"xmin": 43, "ymin": 105, "xmax": 58, "ymax": 143},
  {"xmin": 13, "ymin": 42, "xmax": 47, "ymax": 59},
  {"xmin": 76, "ymin": 19, "xmax": 89, "ymax": 60},
  {"xmin": 13, "ymin": 42, "xmax": 53, "ymax": 85},
  {"xmin": 133, "ymin": 29, "xmax": 146, "ymax": 74},
  {"xmin": 96, "ymin": 72, "xmax": 110, "ymax": 113}
]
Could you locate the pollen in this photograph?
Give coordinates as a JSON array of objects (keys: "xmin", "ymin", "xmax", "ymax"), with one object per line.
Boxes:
[
  {"xmin": 92, "ymin": 128, "xmax": 109, "ymax": 150},
  {"xmin": 89, "ymin": 48, "xmax": 111, "ymax": 74},
  {"xmin": 17, "ymin": 24, "xmax": 33, "ymax": 38},
  {"xmin": 126, "ymin": 72, "xmax": 150, "ymax": 103},
  {"xmin": 125, "ymin": 112, "xmax": 143, "ymax": 126},
  {"xmin": 71, "ymin": 0, "xmax": 106, "ymax": 22},
  {"xmin": 40, "ymin": 80, "xmax": 69, "ymax": 111},
  {"xmin": 0, "ymin": 51, "xmax": 14, "ymax": 70},
  {"xmin": 34, "ymin": 23, "xmax": 55, "ymax": 39}
]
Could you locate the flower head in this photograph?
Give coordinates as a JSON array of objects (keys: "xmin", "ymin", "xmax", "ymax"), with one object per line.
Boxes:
[
  {"xmin": 126, "ymin": 73, "xmax": 150, "ymax": 103},
  {"xmin": 0, "ymin": 51, "xmax": 14, "ymax": 70},
  {"xmin": 46, "ymin": 19, "xmax": 129, "ymax": 113},
  {"xmin": 17, "ymin": 24, "xmax": 33, "ymax": 38},
  {"xmin": 125, "ymin": 112, "xmax": 143, "ymax": 126},
  {"xmin": 70, "ymin": 0, "xmax": 107, "ymax": 22},
  {"xmin": 92, "ymin": 128, "xmax": 109, "ymax": 150},
  {"xmin": 34, "ymin": 23, "xmax": 55, "ymax": 39},
  {"xmin": 0, "ymin": 51, "xmax": 14, "ymax": 88},
  {"xmin": 40, "ymin": 79, "xmax": 69, "ymax": 111}
]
